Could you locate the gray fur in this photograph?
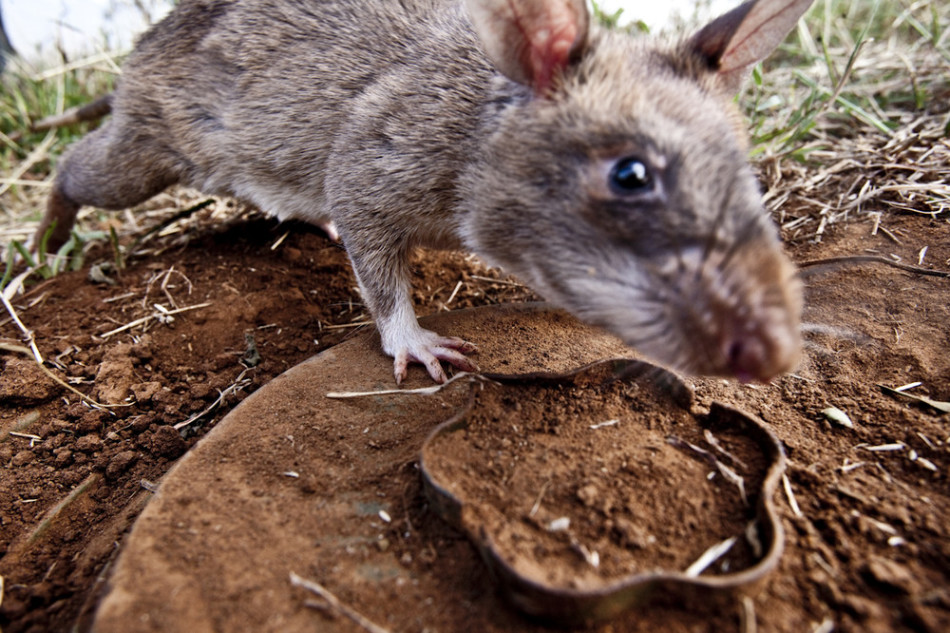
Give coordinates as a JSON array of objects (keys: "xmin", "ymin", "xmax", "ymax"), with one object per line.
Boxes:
[{"xmin": 38, "ymin": 0, "xmax": 806, "ymax": 383}]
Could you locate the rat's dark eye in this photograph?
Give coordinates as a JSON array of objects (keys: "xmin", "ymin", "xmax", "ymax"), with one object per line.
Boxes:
[{"xmin": 609, "ymin": 157, "xmax": 652, "ymax": 195}]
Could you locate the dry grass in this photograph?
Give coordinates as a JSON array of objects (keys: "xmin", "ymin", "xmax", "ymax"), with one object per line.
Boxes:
[
  {"xmin": 762, "ymin": 108, "xmax": 949, "ymax": 243},
  {"xmin": 747, "ymin": 0, "xmax": 950, "ymax": 243}
]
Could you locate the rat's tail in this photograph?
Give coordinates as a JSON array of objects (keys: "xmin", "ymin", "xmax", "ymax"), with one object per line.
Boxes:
[{"xmin": 32, "ymin": 93, "xmax": 114, "ymax": 133}]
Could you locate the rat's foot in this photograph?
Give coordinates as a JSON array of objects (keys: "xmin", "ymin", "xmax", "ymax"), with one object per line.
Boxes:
[{"xmin": 388, "ymin": 329, "xmax": 478, "ymax": 384}]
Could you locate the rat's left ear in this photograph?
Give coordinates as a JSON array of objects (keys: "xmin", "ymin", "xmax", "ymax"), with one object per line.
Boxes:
[
  {"xmin": 465, "ymin": 0, "xmax": 590, "ymax": 96},
  {"xmin": 688, "ymin": 0, "xmax": 814, "ymax": 93}
]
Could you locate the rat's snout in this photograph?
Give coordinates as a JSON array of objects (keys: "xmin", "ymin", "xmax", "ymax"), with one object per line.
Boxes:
[
  {"xmin": 563, "ymin": 239, "xmax": 801, "ymax": 383},
  {"xmin": 717, "ymin": 297, "xmax": 802, "ymax": 383},
  {"xmin": 702, "ymin": 244, "xmax": 802, "ymax": 382},
  {"xmin": 663, "ymin": 242, "xmax": 802, "ymax": 383}
]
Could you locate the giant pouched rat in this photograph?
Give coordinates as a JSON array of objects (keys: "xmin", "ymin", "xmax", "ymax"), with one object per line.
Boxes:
[{"xmin": 37, "ymin": 0, "xmax": 808, "ymax": 384}]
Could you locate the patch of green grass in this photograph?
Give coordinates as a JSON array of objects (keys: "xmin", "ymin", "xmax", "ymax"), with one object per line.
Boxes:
[
  {"xmin": 0, "ymin": 48, "xmax": 122, "ymax": 292},
  {"xmin": 1, "ymin": 227, "xmax": 92, "ymax": 290},
  {"xmin": 1, "ymin": 56, "xmax": 119, "ymax": 173},
  {"xmin": 591, "ymin": 1, "xmax": 650, "ymax": 34},
  {"xmin": 745, "ymin": 0, "xmax": 950, "ymax": 160}
]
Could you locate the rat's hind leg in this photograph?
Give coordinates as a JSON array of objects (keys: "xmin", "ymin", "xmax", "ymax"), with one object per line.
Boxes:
[{"xmin": 37, "ymin": 122, "xmax": 180, "ymax": 250}]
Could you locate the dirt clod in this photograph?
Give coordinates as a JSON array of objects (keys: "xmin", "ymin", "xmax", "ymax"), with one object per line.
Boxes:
[
  {"xmin": 131, "ymin": 382, "xmax": 162, "ymax": 403},
  {"xmin": 146, "ymin": 426, "xmax": 187, "ymax": 459},
  {"xmin": 75, "ymin": 436, "xmax": 104, "ymax": 454},
  {"xmin": 0, "ymin": 359, "xmax": 61, "ymax": 404},
  {"xmin": 105, "ymin": 451, "xmax": 139, "ymax": 481},
  {"xmin": 863, "ymin": 557, "xmax": 919, "ymax": 594},
  {"xmin": 93, "ymin": 345, "xmax": 136, "ymax": 403}
]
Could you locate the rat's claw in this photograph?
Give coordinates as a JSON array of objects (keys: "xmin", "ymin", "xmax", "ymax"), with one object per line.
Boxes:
[
  {"xmin": 393, "ymin": 350, "xmax": 411, "ymax": 385},
  {"xmin": 438, "ymin": 336, "xmax": 478, "ymax": 354},
  {"xmin": 387, "ymin": 330, "xmax": 479, "ymax": 384},
  {"xmin": 435, "ymin": 346, "xmax": 479, "ymax": 371},
  {"xmin": 422, "ymin": 354, "xmax": 449, "ymax": 384},
  {"xmin": 425, "ymin": 335, "xmax": 477, "ymax": 355},
  {"xmin": 318, "ymin": 220, "xmax": 340, "ymax": 242}
]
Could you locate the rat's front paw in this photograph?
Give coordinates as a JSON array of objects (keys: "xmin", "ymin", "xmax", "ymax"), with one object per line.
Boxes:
[{"xmin": 386, "ymin": 329, "xmax": 478, "ymax": 385}]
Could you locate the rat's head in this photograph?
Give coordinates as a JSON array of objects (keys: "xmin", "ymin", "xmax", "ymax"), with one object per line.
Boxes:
[{"xmin": 461, "ymin": 0, "xmax": 809, "ymax": 381}]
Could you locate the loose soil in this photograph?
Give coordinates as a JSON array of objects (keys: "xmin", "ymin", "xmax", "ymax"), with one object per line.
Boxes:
[
  {"xmin": 0, "ymin": 205, "xmax": 948, "ymax": 632},
  {"xmin": 421, "ymin": 365, "xmax": 771, "ymax": 590}
]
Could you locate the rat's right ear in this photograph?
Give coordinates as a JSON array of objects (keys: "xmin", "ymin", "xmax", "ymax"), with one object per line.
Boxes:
[
  {"xmin": 465, "ymin": 0, "xmax": 589, "ymax": 96},
  {"xmin": 689, "ymin": 0, "xmax": 813, "ymax": 94}
]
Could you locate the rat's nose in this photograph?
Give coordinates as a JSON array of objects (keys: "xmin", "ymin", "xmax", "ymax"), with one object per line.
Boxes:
[
  {"xmin": 727, "ymin": 340, "xmax": 758, "ymax": 383},
  {"xmin": 686, "ymin": 242, "xmax": 802, "ymax": 383},
  {"xmin": 723, "ymin": 321, "xmax": 800, "ymax": 383}
]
